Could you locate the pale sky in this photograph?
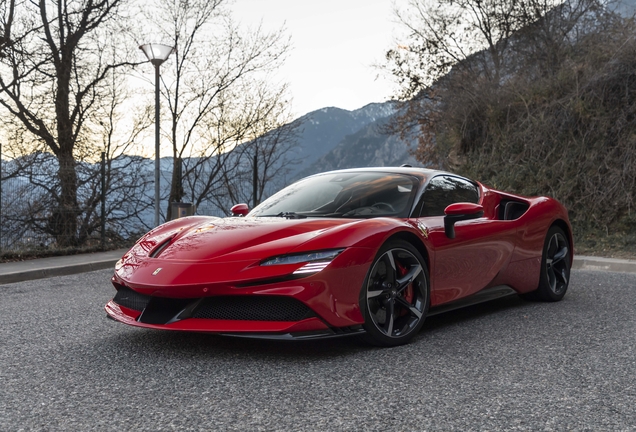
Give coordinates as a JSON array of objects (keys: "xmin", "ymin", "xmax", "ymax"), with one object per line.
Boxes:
[{"xmin": 231, "ymin": 0, "xmax": 400, "ymax": 117}]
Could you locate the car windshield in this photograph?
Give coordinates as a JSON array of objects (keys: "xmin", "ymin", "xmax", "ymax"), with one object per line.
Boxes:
[{"xmin": 249, "ymin": 172, "xmax": 419, "ymax": 218}]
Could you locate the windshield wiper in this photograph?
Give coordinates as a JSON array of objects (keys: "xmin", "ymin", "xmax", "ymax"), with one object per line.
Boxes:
[{"xmin": 276, "ymin": 211, "xmax": 308, "ymax": 219}]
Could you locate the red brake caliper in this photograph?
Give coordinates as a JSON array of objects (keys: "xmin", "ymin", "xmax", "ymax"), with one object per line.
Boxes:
[{"xmin": 396, "ymin": 261, "xmax": 414, "ymax": 313}]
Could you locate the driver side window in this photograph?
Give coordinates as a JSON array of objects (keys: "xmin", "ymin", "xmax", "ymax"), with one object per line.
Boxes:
[{"xmin": 416, "ymin": 176, "xmax": 480, "ymax": 217}]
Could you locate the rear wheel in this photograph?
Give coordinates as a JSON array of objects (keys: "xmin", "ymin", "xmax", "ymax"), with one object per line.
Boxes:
[
  {"xmin": 524, "ymin": 225, "xmax": 571, "ymax": 302},
  {"xmin": 361, "ymin": 240, "xmax": 429, "ymax": 347}
]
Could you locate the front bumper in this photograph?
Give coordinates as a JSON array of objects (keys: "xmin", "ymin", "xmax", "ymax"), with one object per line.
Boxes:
[
  {"xmin": 105, "ymin": 298, "xmax": 365, "ymax": 340},
  {"xmin": 110, "ymin": 246, "xmax": 376, "ymax": 329}
]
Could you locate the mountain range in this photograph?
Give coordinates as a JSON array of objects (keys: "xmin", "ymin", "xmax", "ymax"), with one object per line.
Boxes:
[{"xmin": 285, "ymin": 101, "xmax": 418, "ymax": 181}]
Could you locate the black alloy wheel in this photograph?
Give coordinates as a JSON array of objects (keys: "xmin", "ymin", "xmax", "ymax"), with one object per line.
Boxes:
[
  {"xmin": 525, "ymin": 225, "xmax": 571, "ymax": 302},
  {"xmin": 361, "ymin": 240, "xmax": 429, "ymax": 347}
]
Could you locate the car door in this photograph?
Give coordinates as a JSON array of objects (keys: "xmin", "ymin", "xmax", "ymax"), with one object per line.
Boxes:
[{"xmin": 413, "ymin": 175, "xmax": 516, "ymax": 306}]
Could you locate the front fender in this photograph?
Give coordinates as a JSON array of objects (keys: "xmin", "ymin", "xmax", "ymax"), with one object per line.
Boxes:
[{"xmin": 289, "ymin": 218, "xmax": 425, "ymax": 252}]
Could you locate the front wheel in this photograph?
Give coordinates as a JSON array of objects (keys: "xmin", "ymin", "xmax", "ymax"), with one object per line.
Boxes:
[{"xmin": 360, "ymin": 240, "xmax": 429, "ymax": 347}]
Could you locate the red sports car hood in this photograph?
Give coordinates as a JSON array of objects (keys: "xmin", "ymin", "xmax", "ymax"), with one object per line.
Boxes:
[{"xmin": 131, "ymin": 216, "xmax": 361, "ymax": 262}]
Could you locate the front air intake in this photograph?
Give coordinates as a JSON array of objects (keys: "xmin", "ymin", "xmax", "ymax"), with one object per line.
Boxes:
[
  {"xmin": 113, "ymin": 291, "xmax": 316, "ymax": 323},
  {"xmin": 192, "ymin": 296, "xmax": 314, "ymax": 321},
  {"xmin": 113, "ymin": 287, "xmax": 151, "ymax": 311}
]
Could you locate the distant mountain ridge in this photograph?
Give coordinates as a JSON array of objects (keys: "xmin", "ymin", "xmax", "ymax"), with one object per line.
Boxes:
[
  {"xmin": 298, "ymin": 115, "xmax": 418, "ymax": 178},
  {"xmin": 287, "ymin": 101, "xmax": 417, "ymax": 181}
]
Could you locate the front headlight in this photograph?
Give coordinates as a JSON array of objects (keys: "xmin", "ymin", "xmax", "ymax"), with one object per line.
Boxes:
[{"xmin": 260, "ymin": 249, "xmax": 345, "ymax": 275}]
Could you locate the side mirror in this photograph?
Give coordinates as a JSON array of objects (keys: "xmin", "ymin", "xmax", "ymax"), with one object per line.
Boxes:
[
  {"xmin": 231, "ymin": 203, "xmax": 249, "ymax": 217},
  {"xmin": 443, "ymin": 203, "xmax": 484, "ymax": 239}
]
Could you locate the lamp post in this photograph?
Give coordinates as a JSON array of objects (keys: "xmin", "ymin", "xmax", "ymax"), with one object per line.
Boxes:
[{"xmin": 139, "ymin": 43, "xmax": 175, "ymax": 227}]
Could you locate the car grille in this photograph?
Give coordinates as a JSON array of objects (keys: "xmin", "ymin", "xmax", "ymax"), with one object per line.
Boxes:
[
  {"xmin": 112, "ymin": 288, "xmax": 315, "ymax": 323},
  {"xmin": 113, "ymin": 287, "xmax": 151, "ymax": 311},
  {"xmin": 192, "ymin": 296, "xmax": 314, "ymax": 321}
]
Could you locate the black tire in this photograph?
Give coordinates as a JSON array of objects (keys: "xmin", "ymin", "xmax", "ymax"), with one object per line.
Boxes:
[
  {"xmin": 523, "ymin": 225, "xmax": 571, "ymax": 302},
  {"xmin": 360, "ymin": 240, "xmax": 429, "ymax": 347}
]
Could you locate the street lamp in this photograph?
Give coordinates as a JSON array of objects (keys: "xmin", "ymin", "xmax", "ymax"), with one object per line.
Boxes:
[{"xmin": 139, "ymin": 43, "xmax": 175, "ymax": 227}]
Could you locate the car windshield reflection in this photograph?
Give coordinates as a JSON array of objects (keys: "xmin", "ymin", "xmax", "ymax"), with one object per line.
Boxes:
[{"xmin": 249, "ymin": 172, "xmax": 419, "ymax": 219}]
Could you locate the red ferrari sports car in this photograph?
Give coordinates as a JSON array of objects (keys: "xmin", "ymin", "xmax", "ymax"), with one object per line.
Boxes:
[{"xmin": 106, "ymin": 167, "xmax": 572, "ymax": 346}]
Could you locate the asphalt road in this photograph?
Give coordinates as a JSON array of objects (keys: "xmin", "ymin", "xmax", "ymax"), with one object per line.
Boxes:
[{"xmin": 1, "ymin": 269, "xmax": 635, "ymax": 431}]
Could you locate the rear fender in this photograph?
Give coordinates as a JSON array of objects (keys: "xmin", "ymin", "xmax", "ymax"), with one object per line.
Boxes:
[{"xmin": 512, "ymin": 197, "xmax": 571, "ymax": 263}]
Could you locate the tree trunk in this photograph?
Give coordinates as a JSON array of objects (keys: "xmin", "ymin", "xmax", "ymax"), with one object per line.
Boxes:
[
  {"xmin": 49, "ymin": 150, "xmax": 79, "ymax": 247},
  {"xmin": 167, "ymin": 157, "xmax": 183, "ymax": 220},
  {"xmin": 51, "ymin": 46, "xmax": 79, "ymax": 247}
]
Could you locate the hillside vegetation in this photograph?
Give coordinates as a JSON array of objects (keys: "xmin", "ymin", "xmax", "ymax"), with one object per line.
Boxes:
[{"xmin": 389, "ymin": 0, "xmax": 636, "ymax": 255}]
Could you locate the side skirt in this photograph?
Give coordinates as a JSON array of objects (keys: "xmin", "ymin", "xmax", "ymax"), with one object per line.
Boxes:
[{"xmin": 427, "ymin": 285, "xmax": 517, "ymax": 317}]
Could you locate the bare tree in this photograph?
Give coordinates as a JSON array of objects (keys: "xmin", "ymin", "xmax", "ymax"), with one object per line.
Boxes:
[
  {"xmin": 86, "ymin": 70, "xmax": 155, "ymax": 241},
  {"xmin": 0, "ymin": 0, "xmax": 135, "ymax": 247},
  {"xmin": 386, "ymin": 0, "xmax": 599, "ymax": 100},
  {"xmin": 0, "ymin": 0, "xmax": 16, "ymax": 55},
  {"xmin": 0, "ymin": 56, "xmax": 154, "ymax": 252},
  {"xmin": 246, "ymin": 113, "xmax": 301, "ymax": 208},
  {"xmin": 385, "ymin": 0, "xmax": 604, "ymax": 159},
  {"xmin": 388, "ymin": 0, "xmax": 518, "ymax": 99},
  {"xmin": 138, "ymin": 0, "xmax": 293, "ymax": 219},
  {"xmin": 210, "ymin": 82, "xmax": 301, "ymax": 212}
]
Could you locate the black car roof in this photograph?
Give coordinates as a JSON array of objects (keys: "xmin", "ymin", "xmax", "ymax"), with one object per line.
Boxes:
[{"xmin": 307, "ymin": 166, "xmax": 453, "ymax": 182}]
